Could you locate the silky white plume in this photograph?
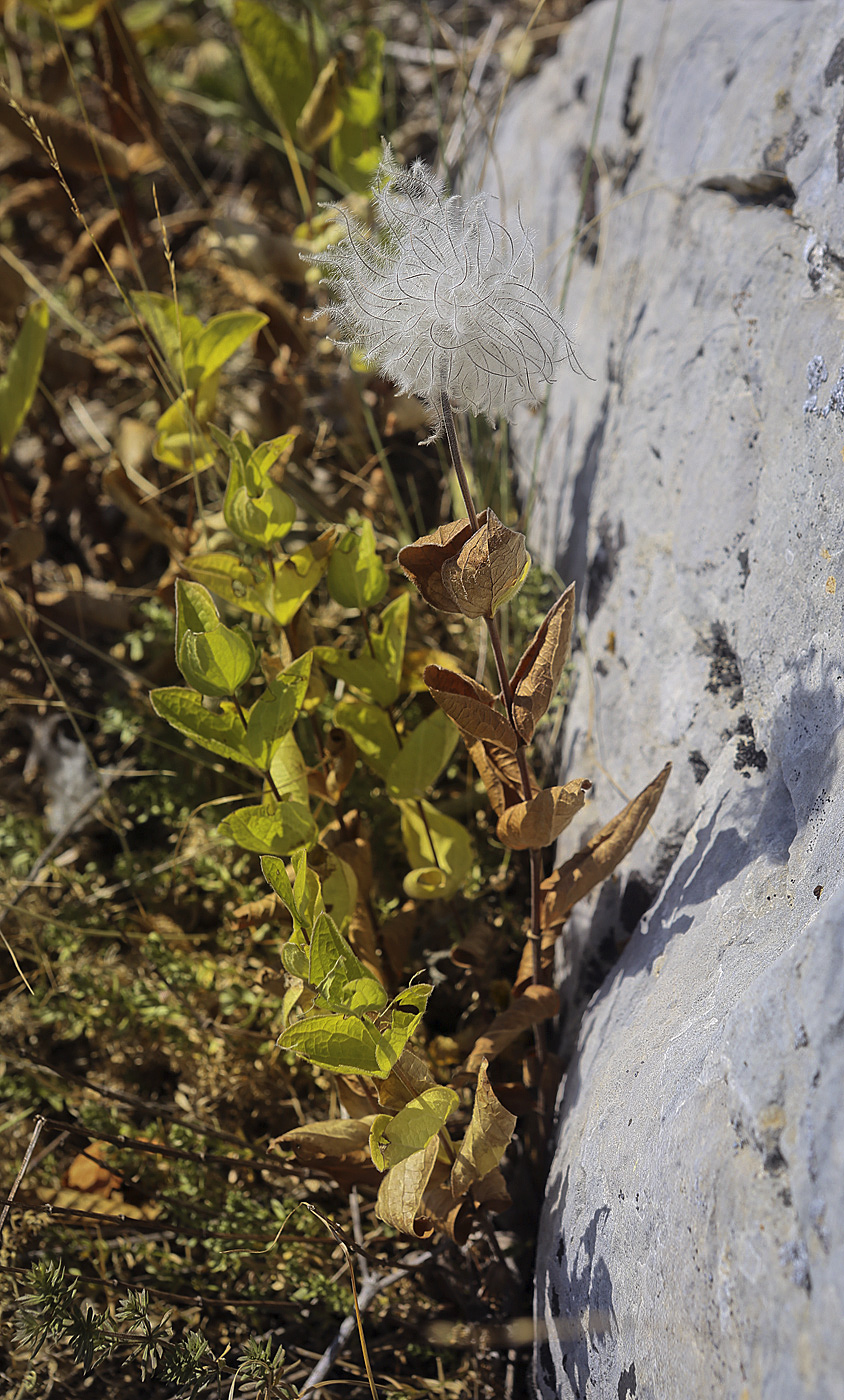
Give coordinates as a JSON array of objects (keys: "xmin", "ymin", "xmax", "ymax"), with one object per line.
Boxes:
[{"xmin": 311, "ymin": 145, "xmax": 571, "ymax": 437}]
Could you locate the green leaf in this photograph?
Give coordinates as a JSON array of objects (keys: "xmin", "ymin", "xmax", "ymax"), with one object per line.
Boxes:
[
  {"xmin": 386, "ymin": 708, "xmax": 459, "ymax": 800},
  {"xmin": 309, "ymin": 911, "xmax": 365, "ymax": 988},
  {"xmin": 220, "ymin": 799, "xmax": 317, "ymax": 855},
  {"xmin": 398, "ymin": 800, "xmax": 475, "ymax": 900},
  {"xmin": 244, "ymin": 653, "xmax": 312, "ymax": 768},
  {"xmin": 326, "ymin": 519, "xmax": 388, "ymax": 610},
  {"xmin": 380, "ymin": 983, "xmax": 433, "ymax": 1067},
  {"xmin": 403, "ymin": 867, "xmax": 447, "ymax": 899},
  {"xmin": 0, "ymin": 300, "xmax": 49, "ymax": 456},
  {"xmin": 314, "ymin": 648, "xmax": 395, "ymax": 707},
  {"xmin": 178, "ymin": 623, "xmax": 256, "ymax": 697},
  {"xmin": 320, "ymin": 853, "xmax": 358, "ymax": 931},
  {"xmin": 266, "ymin": 536, "xmax": 333, "ymax": 625},
  {"xmin": 150, "ymin": 688, "xmax": 252, "ymax": 765},
  {"xmin": 268, "ymin": 731, "xmax": 309, "ymax": 804},
  {"xmin": 330, "ymin": 30, "xmax": 384, "ymax": 193},
  {"xmin": 187, "ymin": 553, "xmax": 270, "ymax": 619},
  {"xmin": 369, "ymin": 1086, "xmax": 458, "ymax": 1172},
  {"xmin": 333, "ymin": 698, "xmax": 399, "ymax": 780},
  {"xmin": 153, "ymin": 377, "xmax": 219, "ymax": 472},
  {"xmin": 188, "ymin": 311, "xmax": 267, "ymax": 381},
  {"xmin": 223, "ymin": 437, "xmax": 296, "ymax": 547},
  {"xmin": 278, "ymin": 1013, "xmax": 394, "ymax": 1077},
  {"xmin": 234, "ymin": 0, "xmax": 313, "ymax": 136},
  {"xmin": 175, "ymin": 579, "xmax": 219, "ymax": 649},
  {"xmin": 132, "ymin": 292, "xmax": 203, "ymax": 385},
  {"xmin": 263, "ymin": 854, "xmax": 317, "ymax": 936},
  {"xmin": 281, "ymin": 939, "xmax": 309, "ymax": 982},
  {"xmin": 345, "ymin": 976, "xmax": 389, "ymax": 1014},
  {"xmin": 370, "ymin": 593, "xmax": 409, "ymax": 703}
]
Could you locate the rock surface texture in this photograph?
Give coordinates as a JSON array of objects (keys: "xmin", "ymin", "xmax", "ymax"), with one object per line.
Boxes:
[{"xmin": 488, "ymin": 2, "xmax": 844, "ymax": 1397}]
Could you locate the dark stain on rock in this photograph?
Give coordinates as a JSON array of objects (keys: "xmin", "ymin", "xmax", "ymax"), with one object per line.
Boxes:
[
  {"xmin": 689, "ymin": 749, "xmax": 710, "ymax": 784},
  {"xmin": 586, "ymin": 513, "xmax": 626, "ymax": 620},
  {"xmin": 705, "ymin": 623, "xmax": 744, "ymax": 705},
  {"xmin": 734, "ymin": 713, "xmax": 768, "ymax": 773},
  {"xmin": 620, "ymin": 872, "xmax": 657, "ymax": 933},
  {"xmin": 618, "ymin": 1361, "xmax": 637, "ymax": 1399}
]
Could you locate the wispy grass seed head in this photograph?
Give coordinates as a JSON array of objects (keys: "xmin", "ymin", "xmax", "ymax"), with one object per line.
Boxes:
[{"xmin": 313, "ymin": 145, "xmax": 572, "ymax": 439}]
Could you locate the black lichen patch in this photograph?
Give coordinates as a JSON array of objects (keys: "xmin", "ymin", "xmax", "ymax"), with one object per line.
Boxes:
[
  {"xmin": 618, "ymin": 1361, "xmax": 637, "ymax": 1399},
  {"xmin": 688, "ymin": 749, "xmax": 710, "ymax": 784},
  {"xmin": 705, "ymin": 622, "xmax": 744, "ymax": 705},
  {"xmin": 734, "ymin": 712, "xmax": 768, "ymax": 773}
]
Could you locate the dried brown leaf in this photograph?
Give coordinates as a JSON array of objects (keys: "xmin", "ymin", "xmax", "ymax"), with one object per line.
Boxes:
[
  {"xmin": 0, "ymin": 522, "xmax": 45, "ymax": 572},
  {"xmin": 276, "ymin": 1117, "xmax": 376, "ymax": 1158},
  {"xmin": 377, "ymin": 1048, "xmax": 437, "ymax": 1111},
  {"xmin": 513, "ymin": 927, "xmax": 557, "ymax": 997},
  {"xmin": 496, "ymin": 779, "xmax": 591, "ymax": 850},
  {"xmin": 424, "ymin": 665, "xmax": 517, "ymax": 752},
  {"xmin": 324, "ymin": 726, "xmax": 357, "ymax": 801},
  {"xmin": 397, "ymin": 516, "xmax": 477, "ymax": 612},
  {"xmin": 511, "ymin": 584, "xmax": 575, "ymax": 743},
  {"xmin": 541, "ymin": 763, "xmax": 672, "ymax": 929},
  {"xmin": 418, "ymin": 1183, "xmax": 473, "ymax": 1245},
  {"xmin": 380, "ymin": 905, "xmax": 418, "ymax": 981},
  {"xmin": 460, "ymin": 984, "xmax": 559, "ymax": 1080},
  {"xmin": 450, "ymin": 1060, "xmax": 517, "ymax": 1198},
  {"xmin": 375, "ymin": 1134, "xmax": 439, "ymax": 1236},
  {"xmin": 470, "ymin": 1167, "xmax": 511, "ymax": 1215},
  {"xmin": 450, "ymin": 920, "xmax": 497, "ymax": 971},
  {"xmin": 441, "ymin": 508, "xmax": 529, "ymax": 619},
  {"xmin": 465, "ymin": 738, "xmax": 537, "ymax": 817},
  {"xmin": 0, "ymin": 95, "xmax": 138, "ymax": 178}
]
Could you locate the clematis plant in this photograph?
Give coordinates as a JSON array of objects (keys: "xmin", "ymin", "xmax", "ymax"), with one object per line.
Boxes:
[{"xmin": 310, "ymin": 145, "xmax": 621, "ymax": 1084}]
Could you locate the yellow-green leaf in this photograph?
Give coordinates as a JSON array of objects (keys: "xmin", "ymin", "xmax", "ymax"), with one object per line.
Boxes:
[
  {"xmin": 244, "ymin": 653, "xmax": 312, "ymax": 768},
  {"xmin": 220, "ymin": 799, "xmax": 317, "ymax": 855},
  {"xmin": 386, "ymin": 708, "xmax": 458, "ymax": 800},
  {"xmin": 333, "ymin": 697, "xmax": 399, "ymax": 780},
  {"xmin": 0, "ymin": 300, "xmax": 49, "ymax": 457},
  {"xmin": 178, "ymin": 623, "xmax": 255, "ymax": 697},
  {"xmin": 175, "ymin": 579, "xmax": 218, "ymax": 647},
  {"xmin": 234, "ymin": 0, "xmax": 313, "ymax": 136},
  {"xmin": 398, "ymin": 800, "xmax": 475, "ymax": 900},
  {"xmin": 187, "ymin": 553, "xmax": 270, "ymax": 618},
  {"xmin": 268, "ymin": 732, "xmax": 310, "ymax": 804},
  {"xmin": 188, "ymin": 311, "xmax": 267, "ymax": 381},
  {"xmin": 278, "ymin": 1012, "xmax": 393, "ymax": 1077},
  {"xmin": 266, "ymin": 535, "xmax": 334, "ymax": 626},
  {"xmin": 326, "ymin": 518, "xmax": 388, "ymax": 611},
  {"xmin": 150, "ymin": 688, "xmax": 251, "ymax": 766},
  {"xmin": 369, "ymin": 1086, "xmax": 458, "ymax": 1172},
  {"xmin": 330, "ymin": 29, "xmax": 384, "ymax": 193}
]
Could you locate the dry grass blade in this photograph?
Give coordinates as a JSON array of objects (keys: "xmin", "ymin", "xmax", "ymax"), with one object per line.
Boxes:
[{"xmin": 511, "ymin": 583, "xmax": 576, "ymax": 742}]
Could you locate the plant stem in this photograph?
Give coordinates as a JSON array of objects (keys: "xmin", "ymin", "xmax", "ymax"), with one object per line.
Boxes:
[
  {"xmin": 439, "ymin": 391, "xmax": 546, "ymax": 1068},
  {"xmin": 232, "ymin": 695, "xmax": 282, "ymax": 801}
]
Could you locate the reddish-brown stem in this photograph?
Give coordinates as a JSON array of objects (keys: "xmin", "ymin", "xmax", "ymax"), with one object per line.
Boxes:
[{"xmin": 439, "ymin": 391, "xmax": 547, "ymax": 1068}]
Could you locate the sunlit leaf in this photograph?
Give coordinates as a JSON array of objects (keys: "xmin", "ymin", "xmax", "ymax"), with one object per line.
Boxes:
[
  {"xmin": 398, "ymin": 800, "xmax": 474, "ymax": 900},
  {"xmin": 267, "ymin": 731, "xmax": 309, "ymax": 804},
  {"xmin": 244, "ymin": 653, "xmax": 312, "ymax": 767},
  {"xmin": 187, "ymin": 553, "xmax": 270, "ymax": 618},
  {"xmin": 449, "ymin": 1060, "xmax": 516, "ymax": 1197},
  {"xmin": 333, "ymin": 698, "xmax": 399, "ymax": 779},
  {"xmin": 386, "ymin": 708, "xmax": 458, "ymax": 800},
  {"xmin": 278, "ymin": 1013, "xmax": 392, "ymax": 1077},
  {"xmin": 150, "ymin": 688, "xmax": 251, "ymax": 766},
  {"xmin": 234, "ymin": 0, "xmax": 313, "ymax": 136},
  {"xmin": 220, "ymin": 799, "xmax": 317, "ymax": 855},
  {"xmin": 375, "ymin": 1135, "xmax": 438, "ymax": 1235},
  {"xmin": 0, "ymin": 299, "xmax": 49, "ymax": 457},
  {"xmin": 369, "ymin": 1086, "xmax": 458, "ymax": 1172},
  {"xmin": 178, "ymin": 623, "xmax": 256, "ymax": 697},
  {"xmin": 326, "ymin": 518, "xmax": 388, "ymax": 610}
]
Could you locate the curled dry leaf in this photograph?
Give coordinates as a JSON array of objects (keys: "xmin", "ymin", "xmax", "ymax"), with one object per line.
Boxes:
[
  {"xmin": 459, "ymin": 984, "xmax": 560, "ymax": 1081},
  {"xmin": 397, "ymin": 515, "xmax": 478, "ymax": 613},
  {"xmin": 441, "ymin": 508, "xmax": 529, "ymax": 619},
  {"xmin": 424, "ymin": 664, "xmax": 517, "ymax": 752},
  {"xmin": 465, "ymin": 737, "xmax": 538, "ymax": 817},
  {"xmin": 377, "ymin": 1048, "xmax": 437, "ymax": 1111},
  {"xmin": 375, "ymin": 1133, "xmax": 439, "ymax": 1236},
  {"xmin": 276, "ymin": 1117, "xmax": 376, "ymax": 1159},
  {"xmin": 513, "ymin": 762, "xmax": 672, "ymax": 993},
  {"xmin": 542, "ymin": 762, "xmax": 672, "ymax": 929},
  {"xmin": 450, "ymin": 1059, "xmax": 517, "ymax": 1198},
  {"xmin": 450, "ymin": 920, "xmax": 498, "ymax": 971},
  {"xmin": 496, "ymin": 778, "xmax": 591, "ymax": 851},
  {"xmin": 418, "ymin": 1183, "xmax": 473, "ymax": 1245},
  {"xmin": 510, "ymin": 584, "xmax": 575, "ymax": 743},
  {"xmin": 470, "ymin": 1166, "xmax": 511, "ymax": 1215},
  {"xmin": 325, "ymin": 726, "xmax": 357, "ymax": 801}
]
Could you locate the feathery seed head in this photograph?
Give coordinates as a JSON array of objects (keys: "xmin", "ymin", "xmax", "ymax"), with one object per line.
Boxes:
[{"xmin": 311, "ymin": 144, "xmax": 572, "ymax": 438}]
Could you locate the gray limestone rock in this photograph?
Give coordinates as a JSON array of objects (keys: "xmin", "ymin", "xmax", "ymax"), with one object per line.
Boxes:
[{"xmin": 486, "ymin": 1, "xmax": 844, "ymax": 1394}]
